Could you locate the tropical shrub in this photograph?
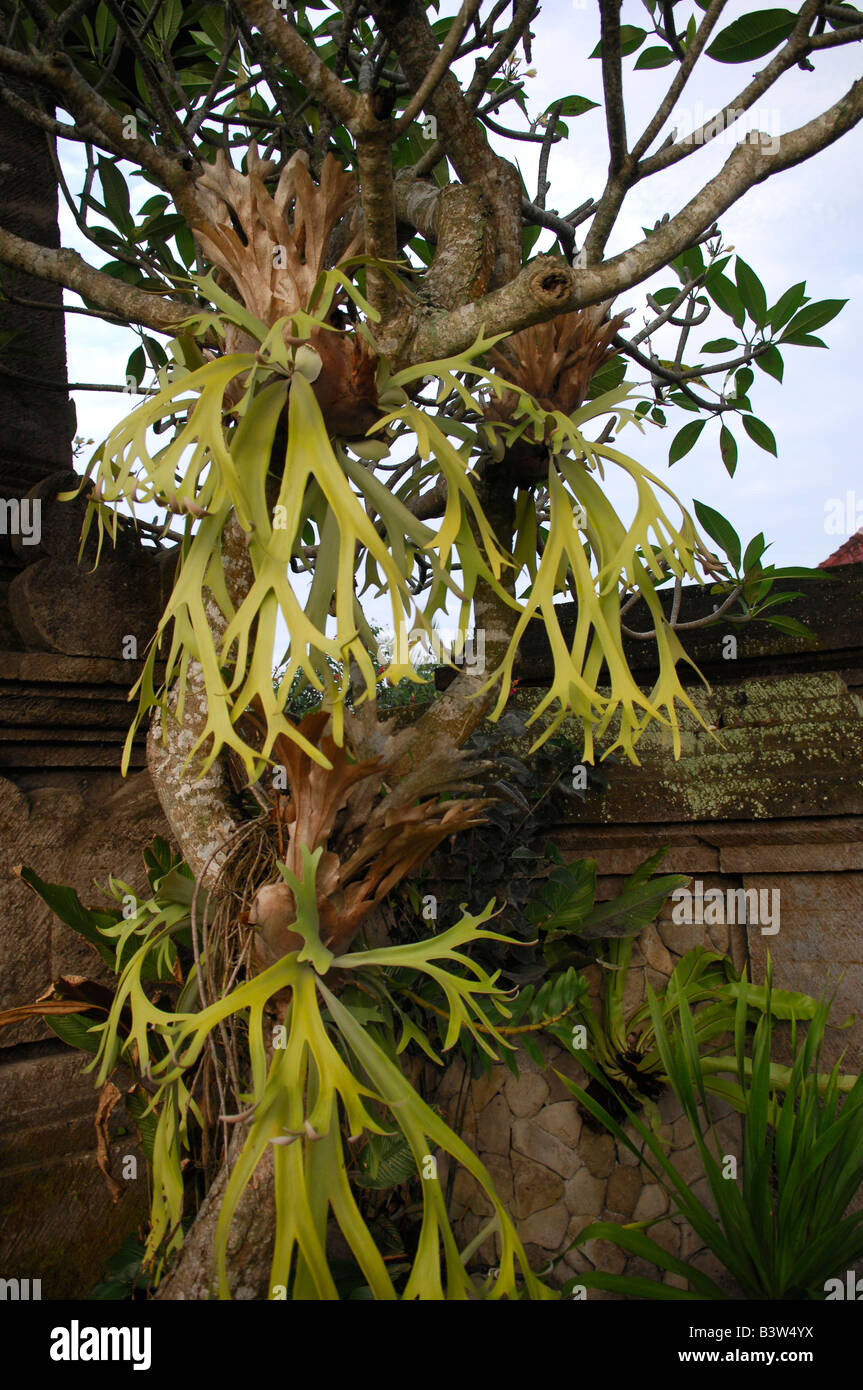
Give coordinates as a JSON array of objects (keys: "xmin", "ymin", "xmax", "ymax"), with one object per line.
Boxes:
[{"xmin": 560, "ymin": 972, "xmax": 863, "ymax": 1299}]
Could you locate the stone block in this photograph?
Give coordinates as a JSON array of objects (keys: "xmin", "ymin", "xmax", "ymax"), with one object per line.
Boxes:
[
  {"xmin": 475, "ymin": 1093, "xmax": 511, "ymax": 1156},
  {"xmin": 534, "ymin": 1099, "xmax": 581, "ymax": 1147},
  {"xmin": 517, "ymin": 1201, "xmax": 570, "ymax": 1252},
  {"xmin": 633, "ymin": 1182, "xmax": 669, "ymax": 1222},
  {"xmin": 511, "ymin": 1117, "xmax": 580, "ymax": 1179},
  {"xmin": 503, "ymin": 1069, "xmax": 548, "ymax": 1118},
  {"xmin": 564, "ymin": 1167, "xmax": 605, "ymax": 1216},
  {"xmin": 512, "ymin": 1155, "xmax": 563, "ymax": 1219},
  {"xmin": 605, "ymin": 1164, "xmax": 642, "ymax": 1218}
]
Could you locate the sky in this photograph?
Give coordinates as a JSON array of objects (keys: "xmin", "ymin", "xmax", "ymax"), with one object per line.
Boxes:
[{"xmin": 58, "ymin": 0, "xmax": 863, "ymax": 574}]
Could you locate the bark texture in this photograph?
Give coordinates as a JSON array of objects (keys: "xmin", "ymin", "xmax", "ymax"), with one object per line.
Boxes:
[{"xmin": 155, "ymin": 1134, "xmax": 275, "ymax": 1301}]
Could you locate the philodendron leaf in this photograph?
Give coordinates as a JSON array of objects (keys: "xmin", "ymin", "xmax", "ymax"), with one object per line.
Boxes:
[
  {"xmin": 14, "ymin": 864, "xmax": 119, "ymax": 968},
  {"xmin": 573, "ymin": 875, "xmax": 691, "ymax": 939},
  {"xmin": 528, "ymin": 859, "xmax": 597, "ymax": 931}
]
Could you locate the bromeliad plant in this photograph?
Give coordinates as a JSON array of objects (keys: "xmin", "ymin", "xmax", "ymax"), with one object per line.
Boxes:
[{"xmin": 560, "ymin": 970, "xmax": 863, "ymax": 1300}]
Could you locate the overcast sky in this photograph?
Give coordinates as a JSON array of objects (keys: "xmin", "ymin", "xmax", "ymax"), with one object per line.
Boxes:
[{"xmin": 59, "ymin": 0, "xmax": 862, "ymax": 570}]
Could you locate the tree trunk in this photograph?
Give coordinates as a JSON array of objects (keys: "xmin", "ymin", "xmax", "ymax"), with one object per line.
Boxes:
[{"xmin": 155, "ymin": 1131, "xmax": 274, "ymax": 1301}]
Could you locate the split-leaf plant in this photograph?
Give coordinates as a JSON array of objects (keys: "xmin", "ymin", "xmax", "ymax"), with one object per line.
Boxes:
[{"xmin": 1, "ymin": 0, "xmax": 860, "ymax": 1300}]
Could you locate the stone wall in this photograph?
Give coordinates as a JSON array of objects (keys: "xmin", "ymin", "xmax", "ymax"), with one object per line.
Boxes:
[
  {"xmin": 434, "ymin": 906, "xmax": 745, "ymax": 1294},
  {"xmin": 0, "ymin": 764, "xmax": 168, "ymax": 1297},
  {"xmin": 430, "ymin": 565, "xmax": 863, "ymax": 1293}
]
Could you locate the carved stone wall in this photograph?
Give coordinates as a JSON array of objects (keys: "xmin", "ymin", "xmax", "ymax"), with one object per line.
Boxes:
[{"xmin": 429, "ymin": 565, "xmax": 863, "ymax": 1293}]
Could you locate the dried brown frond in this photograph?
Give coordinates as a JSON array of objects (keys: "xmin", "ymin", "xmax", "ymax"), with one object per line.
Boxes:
[
  {"xmin": 487, "ymin": 302, "xmax": 628, "ymax": 418},
  {"xmin": 195, "ymin": 146, "xmax": 362, "ymax": 329},
  {"xmin": 194, "ymin": 147, "xmax": 380, "ymax": 436},
  {"xmin": 235, "ymin": 705, "xmax": 488, "ymax": 962},
  {"xmin": 485, "ymin": 302, "xmax": 629, "ymax": 482}
]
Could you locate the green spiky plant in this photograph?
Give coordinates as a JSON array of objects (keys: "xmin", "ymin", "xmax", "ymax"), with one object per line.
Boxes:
[{"xmin": 558, "ymin": 970, "xmax": 863, "ymax": 1299}]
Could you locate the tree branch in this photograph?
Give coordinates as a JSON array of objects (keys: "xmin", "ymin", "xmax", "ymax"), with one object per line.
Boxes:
[
  {"xmin": 369, "ymin": 0, "xmax": 523, "ymax": 286},
  {"xmin": 0, "ymin": 223, "xmax": 193, "ymax": 332},
  {"xmin": 354, "ymin": 112, "xmax": 399, "ymax": 317},
  {"xmin": 637, "ymin": 0, "xmax": 822, "ymax": 177},
  {"xmin": 393, "ymin": 0, "xmax": 484, "ymax": 135},
  {"xmin": 599, "ymin": 0, "xmax": 627, "ymax": 175},
  {"xmin": 147, "ymin": 515, "xmax": 253, "ymax": 890},
  {"xmin": 234, "ymin": 0, "xmax": 361, "ymax": 131},
  {"xmin": 408, "ymin": 77, "xmax": 863, "ymax": 365},
  {"xmin": 0, "ymin": 44, "xmax": 199, "ymax": 221},
  {"xmin": 631, "ymin": 0, "xmax": 728, "ymax": 162}
]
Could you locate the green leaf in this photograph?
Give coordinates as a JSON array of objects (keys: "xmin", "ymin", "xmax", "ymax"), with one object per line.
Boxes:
[
  {"xmin": 719, "ymin": 424, "xmax": 738, "ymax": 477},
  {"xmin": 622, "ymin": 846, "xmax": 671, "ymax": 893},
  {"xmin": 650, "ymin": 287, "xmax": 681, "ymax": 307},
  {"xmin": 780, "ymin": 299, "xmax": 846, "ymax": 341},
  {"xmin": 634, "ymin": 45, "xmax": 676, "ymax": 67},
  {"xmin": 45, "ymin": 1011, "xmax": 102, "ymax": 1055},
  {"xmin": 701, "ymin": 338, "xmax": 738, "ymax": 353},
  {"xmin": 356, "ymin": 1132, "xmax": 418, "ymax": 1190},
  {"xmin": 586, "ymin": 354, "xmax": 627, "ymax": 399},
  {"xmin": 734, "ymin": 257, "xmax": 768, "ymax": 327},
  {"xmin": 669, "ymin": 418, "xmax": 706, "ymax": 464},
  {"xmin": 175, "ymin": 222, "xmax": 196, "ymax": 269},
  {"xmin": 529, "ymin": 859, "xmax": 597, "ymax": 931},
  {"xmin": 734, "ymin": 367, "xmax": 754, "ymax": 397},
  {"xmin": 125, "ymin": 345, "xmax": 146, "ymax": 388},
  {"xmin": 521, "ymin": 1034, "xmax": 546, "ymax": 1067},
  {"xmin": 98, "ymin": 157, "xmax": 133, "ymax": 236},
  {"xmin": 15, "ymin": 864, "xmax": 119, "ymax": 968},
  {"xmin": 707, "ymin": 9, "xmax": 797, "ymax": 63},
  {"xmin": 742, "ymin": 532, "xmax": 766, "ymax": 572},
  {"xmin": 556, "ymin": 95, "xmax": 600, "ymax": 116},
  {"xmin": 694, "ymin": 500, "xmax": 742, "ymax": 571},
  {"xmin": 763, "ymin": 614, "xmax": 813, "ymax": 637},
  {"xmin": 590, "ymin": 26, "xmax": 647, "ymax": 57},
  {"xmin": 741, "ymin": 415, "xmax": 777, "ymax": 456},
  {"xmin": 706, "ymin": 273, "xmax": 745, "ymax": 328},
  {"xmin": 522, "ymin": 223, "xmax": 542, "ymax": 258},
  {"xmin": 574, "ymin": 875, "xmax": 690, "ymax": 939},
  {"xmin": 142, "ymin": 336, "xmax": 168, "ymax": 373},
  {"xmin": 755, "ymin": 345, "xmax": 784, "ymax": 381},
  {"xmin": 766, "ymin": 281, "xmax": 807, "ymax": 330},
  {"xmin": 668, "ymin": 391, "xmax": 701, "ymax": 413},
  {"xmin": 93, "ymin": 2, "xmax": 116, "ymax": 53},
  {"xmin": 778, "ymin": 332, "xmax": 827, "ymax": 348}
]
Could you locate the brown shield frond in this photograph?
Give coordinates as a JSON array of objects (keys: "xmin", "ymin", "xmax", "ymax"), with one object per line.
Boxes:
[
  {"xmin": 485, "ymin": 302, "xmax": 629, "ymax": 482},
  {"xmin": 246, "ymin": 708, "xmax": 489, "ymax": 962},
  {"xmin": 487, "ymin": 301, "xmax": 629, "ymax": 417},
  {"xmin": 195, "ymin": 146, "xmax": 362, "ymax": 329},
  {"xmin": 194, "ymin": 147, "xmax": 379, "ymax": 436}
]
